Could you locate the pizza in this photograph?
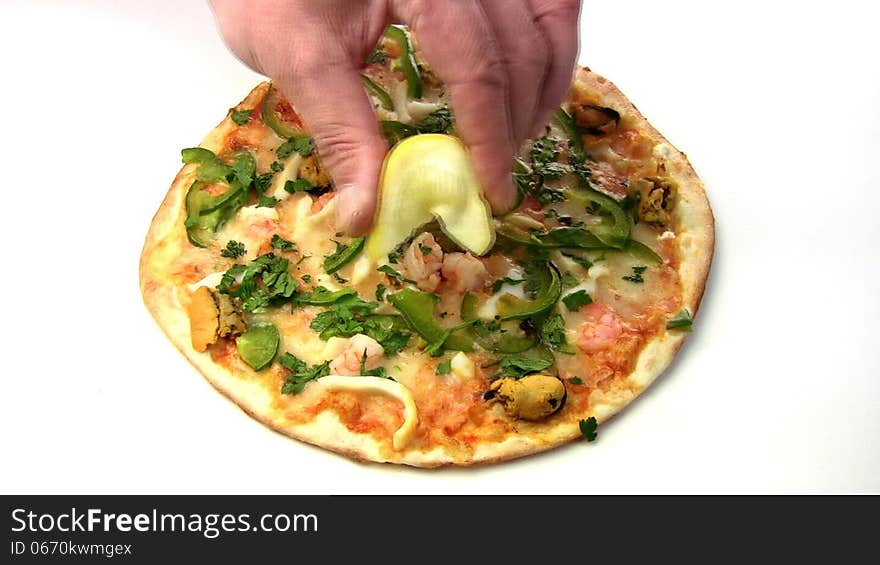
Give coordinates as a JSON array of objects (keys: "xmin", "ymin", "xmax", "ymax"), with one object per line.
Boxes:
[{"xmin": 140, "ymin": 27, "xmax": 714, "ymax": 466}]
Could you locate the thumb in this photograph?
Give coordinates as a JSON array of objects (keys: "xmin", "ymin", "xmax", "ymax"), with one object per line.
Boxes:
[{"xmin": 274, "ymin": 64, "xmax": 387, "ymax": 235}]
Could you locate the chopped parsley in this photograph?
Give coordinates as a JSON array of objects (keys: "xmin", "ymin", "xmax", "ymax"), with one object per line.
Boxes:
[
  {"xmin": 280, "ymin": 353, "xmax": 330, "ymax": 395},
  {"xmin": 436, "ymin": 359, "xmax": 452, "ymax": 375},
  {"xmin": 537, "ymin": 161, "xmax": 568, "ymax": 181},
  {"xmin": 561, "ymin": 272, "xmax": 579, "ymax": 287},
  {"xmin": 182, "ymin": 147, "xmax": 255, "ymax": 187},
  {"xmin": 284, "ymin": 178, "xmax": 313, "ymax": 193},
  {"xmin": 323, "ymin": 237, "xmax": 366, "ymax": 274},
  {"xmin": 277, "ymin": 136, "xmax": 314, "ymax": 159},
  {"xmin": 270, "ymin": 161, "xmax": 284, "ymax": 172},
  {"xmin": 257, "ymin": 195, "xmax": 279, "ymax": 208},
  {"xmin": 667, "ymin": 310, "xmax": 693, "ymax": 332},
  {"xmin": 568, "ymin": 376, "xmax": 584, "ymax": 385},
  {"xmin": 377, "ymin": 264, "xmax": 415, "ymax": 284},
  {"xmin": 620, "ymin": 189, "xmax": 642, "ymax": 224},
  {"xmin": 308, "ymin": 295, "xmax": 410, "ymax": 355},
  {"xmin": 492, "ymin": 277, "xmax": 524, "ymax": 294},
  {"xmin": 416, "ymin": 107, "xmax": 453, "ymax": 134},
  {"xmin": 359, "ymin": 350, "xmax": 389, "ymax": 379},
  {"xmin": 296, "ymin": 287, "xmax": 356, "ymax": 305},
  {"xmin": 579, "ymin": 417, "xmax": 598, "ymax": 442},
  {"xmin": 229, "ymin": 154, "xmax": 255, "ymax": 187},
  {"xmin": 419, "ymin": 243, "xmax": 433, "ymax": 256},
  {"xmin": 220, "ymin": 240, "xmax": 246, "ymax": 259},
  {"xmin": 375, "ymin": 283, "xmax": 387, "ymax": 301},
  {"xmin": 569, "ymin": 158, "xmax": 592, "ymax": 186},
  {"xmin": 301, "ymin": 274, "xmax": 312, "ymax": 283},
  {"xmin": 254, "ymin": 172, "xmax": 275, "ymax": 193},
  {"xmin": 310, "ymin": 295, "xmax": 377, "ymax": 339},
  {"xmin": 562, "ymin": 251, "xmax": 593, "ymax": 270},
  {"xmin": 270, "ymin": 234, "xmax": 296, "ymax": 251},
  {"xmin": 366, "ymin": 48, "xmax": 388, "ymax": 65},
  {"xmin": 622, "ymin": 266, "xmax": 647, "ymax": 283},
  {"xmin": 231, "ymin": 109, "xmax": 252, "ymax": 125},
  {"xmin": 539, "ymin": 315, "xmax": 575, "ymax": 354},
  {"xmin": 518, "ymin": 135, "xmax": 569, "ymax": 204},
  {"xmin": 364, "ymin": 318, "xmax": 410, "ymax": 356},
  {"xmin": 217, "ymin": 253, "xmax": 298, "ymax": 313},
  {"xmin": 530, "ymin": 135, "xmax": 560, "ymax": 166},
  {"xmin": 498, "ymin": 355, "xmax": 553, "ymax": 379},
  {"xmin": 562, "ymin": 290, "xmax": 592, "ymax": 311},
  {"xmin": 522, "ymin": 257, "xmax": 550, "ymax": 297}
]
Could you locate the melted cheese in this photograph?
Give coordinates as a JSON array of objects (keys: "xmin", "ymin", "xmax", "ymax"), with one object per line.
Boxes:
[
  {"xmin": 551, "ymin": 251, "xmax": 585, "ymax": 276},
  {"xmin": 317, "ymin": 375, "xmax": 419, "ymax": 450},
  {"xmin": 291, "ymin": 195, "xmax": 337, "ymax": 257},
  {"xmin": 219, "ymin": 205, "xmax": 279, "ymax": 259},
  {"xmin": 450, "ymin": 351, "xmax": 474, "ymax": 381},
  {"xmin": 187, "ymin": 271, "xmax": 225, "ymax": 292},
  {"xmin": 268, "ymin": 154, "xmax": 303, "ymax": 201},
  {"xmin": 348, "ymin": 253, "xmax": 376, "ymax": 286},
  {"xmin": 406, "ymin": 100, "xmax": 443, "ymax": 124},
  {"xmin": 478, "ymin": 283, "xmax": 527, "ymax": 319},
  {"xmin": 476, "ymin": 265, "xmax": 525, "ymax": 319},
  {"xmin": 587, "ymin": 263, "xmax": 610, "ymax": 280},
  {"xmin": 652, "ymin": 142, "xmax": 675, "ymax": 161},
  {"xmin": 391, "ymin": 81, "xmax": 412, "ymax": 123},
  {"xmin": 313, "ymin": 273, "xmax": 342, "ymax": 291},
  {"xmin": 561, "ymin": 280, "xmax": 597, "ymax": 301}
]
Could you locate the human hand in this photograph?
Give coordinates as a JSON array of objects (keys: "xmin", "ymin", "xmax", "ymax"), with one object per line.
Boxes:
[{"xmin": 209, "ymin": 0, "xmax": 581, "ymax": 234}]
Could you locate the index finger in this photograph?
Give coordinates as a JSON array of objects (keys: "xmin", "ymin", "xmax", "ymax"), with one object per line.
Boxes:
[{"xmin": 395, "ymin": 0, "xmax": 518, "ymax": 213}]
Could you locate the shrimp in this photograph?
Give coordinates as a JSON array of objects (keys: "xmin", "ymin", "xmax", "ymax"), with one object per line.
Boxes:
[
  {"xmin": 329, "ymin": 334, "xmax": 385, "ymax": 376},
  {"xmin": 402, "ymin": 233, "xmax": 443, "ymax": 292},
  {"xmin": 440, "ymin": 252, "xmax": 488, "ymax": 293},
  {"xmin": 577, "ymin": 302, "xmax": 624, "ymax": 353}
]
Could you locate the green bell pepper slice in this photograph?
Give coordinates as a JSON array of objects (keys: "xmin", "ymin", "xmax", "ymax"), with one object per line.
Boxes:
[
  {"xmin": 184, "ymin": 181, "xmax": 221, "ymax": 247},
  {"xmin": 261, "ymin": 84, "xmax": 307, "ymax": 139},
  {"xmin": 323, "ymin": 237, "xmax": 366, "ymax": 274},
  {"xmin": 461, "ymin": 293, "xmax": 537, "ymax": 353},
  {"xmin": 385, "ymin": 25, "xmax": 422, "ymax": 99},
  {"xmin": 181, "ymin": 147, "xmax": 256, "ymax": 187},
  {"xmin": 361, "ymin": 75, "xmax": 394, "ymax": 111},
  {"xmin": 475, "ymin": 323, "xmax": 536, "ymax": 354},
  {"xmin": 182, "ymin": 147, "xmax": 230, "ymax": 183},
  {"xmin": 565, "ymin": 187, "xmax": 630, "ymax": 249},
  {"xmin": 184, "ymin": 180, "xmax": 247, "ymax": 248},
  {"xmin": 236, "ymin": 323, "xmax": 280, "ymax": 371},
  {"xmin": 497, "ymin": 262, "xmax": 562, "ymax": 321},
  {"xmin": 296, "ymin": 287, "xmax": 358, "ymax": 306},
  {"xmin": 624, "ymin": 239, "xmax": 662, "ymax": 265},
  {"xmin": 181, "ymin": 147, "xmax": 216, "ymax": 165},
  {"xmin": 181, "ymin": 148, "xmax": 254, "ymax": 248},
  {"xmin": 389, "ymin": 289, "xmax": 473, "ymax": 352},
  {"xmin": 554, "ymin": 108, "xmax": 584, "ymax": 154},
  {"xmin": 460, "ymin": 292, "xmax": 479, "ymax": 323},
  {"xmin": 496, "ymin": 223, "xmax": 608, "ymax": 250},
  {"xmin": 366, "ymin": 314, "xmax": 410, "ymax": 333}
]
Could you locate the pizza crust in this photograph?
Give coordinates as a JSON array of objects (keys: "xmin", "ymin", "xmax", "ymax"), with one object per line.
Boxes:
[{"xmin": 139, "ymin": 68, "xmax": 714, "ymax": 467}]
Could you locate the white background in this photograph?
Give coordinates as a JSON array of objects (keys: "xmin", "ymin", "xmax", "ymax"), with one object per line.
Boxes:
[{"xmin": 1, "ymin": 0, "xmax": 877, "ymax": 494}]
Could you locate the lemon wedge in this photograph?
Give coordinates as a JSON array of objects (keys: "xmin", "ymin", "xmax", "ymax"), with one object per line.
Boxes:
[{"xmin": 366, "ymin": 134, "xmax": 495, "ymax": 260}]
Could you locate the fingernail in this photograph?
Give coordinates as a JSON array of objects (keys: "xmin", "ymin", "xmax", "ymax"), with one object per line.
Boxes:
[
  {"xmin": 488, "ymin": 176, "xmax": 518, "ymax": 216},
  {"xmin": 335, "ymin": 183, "xmax": 367, "ymax": 235}
]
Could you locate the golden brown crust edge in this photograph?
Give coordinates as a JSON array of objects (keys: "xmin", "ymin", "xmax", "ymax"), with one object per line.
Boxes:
[{"xmin": 139, "ymin": 68, "xmax": 715, "ymax": 468}]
